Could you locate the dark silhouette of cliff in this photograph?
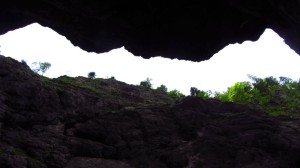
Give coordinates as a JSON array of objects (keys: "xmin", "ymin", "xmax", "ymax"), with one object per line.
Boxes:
[{"xmin": 0, "ymin": 55, "xmax": 300, "ymax": 168}]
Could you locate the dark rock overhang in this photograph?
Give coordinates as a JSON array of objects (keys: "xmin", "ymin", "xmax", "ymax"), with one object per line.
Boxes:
[{"xmin": 0, "ymin": 1, "xmax": 299, "ymax": 61}]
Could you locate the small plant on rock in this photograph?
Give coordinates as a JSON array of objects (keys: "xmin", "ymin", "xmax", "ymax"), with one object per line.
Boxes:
[
  {"xmin": 88, "ymin": 72, "xmax": 96, "ymax": 79},
  {"xmin": 168, "ymin": 89, "xmax": 184, "ymax": 99},
  {"xmin": 140, "ymin": 78, "xmax": 152, "ymax": 88},
  {"xmin": 156, "ymin": 84, "xmax": 168, "ymax": 93},
  {"xmin": 190, "ymin": 87, "xmax": 199, "ymax": 96}
]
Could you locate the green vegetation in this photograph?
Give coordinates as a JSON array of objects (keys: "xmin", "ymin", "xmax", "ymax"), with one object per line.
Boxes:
[
  {"xmin": 0, "ymin": 149, "xmax": 3, "ymax": 156},
  {"xmin": 192, "ymin": 75, "xmax": 300, "ymax": 118},
  {"xmin": 12, "ymin": 148, "xmax": 43, "ymax": 167},
  {"xmin": 53, "ymin": 75, "xmax": 104, "ymax": 95},
  {"xmin": 156, "ymin": 84, "xmax": 168, "ymax": 93},
  {"xmin": 88, "ymin": 71, "xmax": 96, "ymax": 79},
  {"xmin": 168, "ymin": 89, "xmax": 184, "ymax": 99},
  {"xmin": 32, "ymin": 62, "xmax": 51, "ymax": 75},
  {"xmin": 31, "ymin": 59, "xmax": 298, "ymax": 118},
  {"xmin": 140, "ymin": 78, "xmax": 152, "ymax": 88},
  {"xmin": 190, "ymin": 87, "xmax": 212, "ymax": 100},
  {"xmin": 221, "ymin": 81, "xmax": 253, "ymax": 104},
  {"xmin": 190, "ymin": 87, "xmax": 198, "ymax": 96},
  {"xmin": 35, "ymin": 73, "xmax": 175, "ymax": 111},
  {"xmin": 37, "ymin": 75, "xmax": 106, "ymax": 96},
  {"xmin": 107, "ymin": 76, "xmax": 116, "ymax": 80}
]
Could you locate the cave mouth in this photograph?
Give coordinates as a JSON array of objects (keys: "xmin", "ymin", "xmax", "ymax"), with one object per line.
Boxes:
[{"xmin": 0, "ymin": 23, "xmax": 299, "ymax": 95}]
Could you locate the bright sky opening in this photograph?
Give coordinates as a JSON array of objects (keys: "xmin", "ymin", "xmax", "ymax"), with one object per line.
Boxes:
[{"xmin": 0, "ymin": 23, "xmax": 300, "ymax": 95}]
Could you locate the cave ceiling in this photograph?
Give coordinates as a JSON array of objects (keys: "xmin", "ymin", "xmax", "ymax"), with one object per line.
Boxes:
[{"xmin": 0, "ymin": 0, "xmax": 299, "ymax": 61}]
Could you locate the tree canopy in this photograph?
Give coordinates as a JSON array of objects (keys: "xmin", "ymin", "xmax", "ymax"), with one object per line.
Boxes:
[
  {"xmin": 88, "ymin": 72, "xmax": 96, "ymax": 79},
  {"xmin": 140, "ymin": 78, "xmax": 152, "ymax": 88},
  {"xmin": 198, "ymin": 75, "xmax": 300, "ymax": 118},
  {"xmin": 32, "ymin": 62, "xmax": 51, "ymax": 75}
]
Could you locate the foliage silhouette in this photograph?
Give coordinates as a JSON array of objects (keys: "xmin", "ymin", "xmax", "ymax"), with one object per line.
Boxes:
[
  {"xmin": 156, "ymin": 84, "xmax": 168, "ymax": 93},
  {"xmin": 190, "ymin": 87, "xmax": 211, "ymax": 100},
  {"xmin": 32, "ymin": 62, "xmax": 51, "ymax": 75},
  {"xmin": 190, "ymin": 87, "xmax": 199, "ymax": 96},
  {"xmin": 88, "ymin": 72, "xmax": 96, "ymax": 79},
  {"xmin": 140, "ymin": 78, "xmax": 152, "ymax": 88},
  {"xmin": 168, "ymin": 89, "xmax": 184, "ymax": 99},
  {"xmin": 209, "ymin": 75, "xmax": 300, "ymax": 118},
  {"xmin": 20, "ymin": 60, "xmax": 28, "ymax": 67}
]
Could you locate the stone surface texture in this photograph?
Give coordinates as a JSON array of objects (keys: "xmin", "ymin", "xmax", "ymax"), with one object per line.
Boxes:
[
  {"xmin": 0, "ymin": 56, "xmax": 300, "ymax": 168},
  {"xmin": 0, "ymin": 1, "xmax": 300, "ymax": 60}
]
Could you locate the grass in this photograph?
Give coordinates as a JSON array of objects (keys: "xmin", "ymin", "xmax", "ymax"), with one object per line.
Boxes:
[
  {"xmin": 12, "ymin": 148, "xmax": 43, "ymax": 166},
  {"xmin": 35, "ymin": 74, "xmax": 174, "ymax": 113},
  {"xmin": 261, "ymin": 106, "xmax": 300, "ymax": 119},
  {"xmin": 39, "ymin": 75, "xmax": 107, "ymax": 95},
  {"xmin": 38, "ymin": 75, "xmax": 55, "ymax": 89},
  {"xmin": 12, "ymin": 148, "xmax": 27, "ymax": 156},
  {"xmin": 0, "ymin": 149, "xmax": 3, "ymax": 156},
  {"xmin": 267, "ymin": 110, "xmax": 290, "ymax": 117}
]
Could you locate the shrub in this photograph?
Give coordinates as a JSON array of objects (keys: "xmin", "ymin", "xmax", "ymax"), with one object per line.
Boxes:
[
  {"xmin": 140, "ymin": 78, "xmax": 152, "ymax": 88},
  {"xmin": 214, "ymin": 75, "xmax": 300, "ymax": 118},
  {"xmin": 190, "ymin": 87, "xmax": 212, "ymax": 100},
  {"xmin": 88, "ymin": 72, "xmax": 96, "ymax": 79},
  {"xmin": 108, "ymin": 76, "xmax": 115, "ymax": 80},
  {"xmin": 20, "ymin": 60, "xmax": 28, "ymax": 67},
  {"xmin": 190, "ymin": 87, "xmax": 199, "ymax": 96},
  {"xmin": 168, "ymin": 89, "xmax": 184, "ymax": 99},
  {"xmin": 196, "ymin": 90, "xmax": 212, "ymax": 100},
  {"xmin": 156, "ymin": 84, "xmax": 168, "ymax": 93},
  {"xmin": 227, "ymin": 81, "xmax": 253, "ymax": 104}
]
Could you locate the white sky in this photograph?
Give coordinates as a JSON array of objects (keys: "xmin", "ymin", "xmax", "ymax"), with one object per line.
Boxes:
[{"xmin": 0, "ymin": 23, "xmax": 300, "ymax": 95}]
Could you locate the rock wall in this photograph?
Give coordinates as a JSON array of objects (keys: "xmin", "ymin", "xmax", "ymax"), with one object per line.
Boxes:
[
  {"xmin": 0, "ymin": 1, "xmax": 300, "ymax": 61},
  {"xmin": 0, "ymin": 56, "xmax": 300, "ymax": 168}
]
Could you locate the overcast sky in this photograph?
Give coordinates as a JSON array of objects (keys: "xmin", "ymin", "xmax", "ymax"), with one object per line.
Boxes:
[{"xmin": 0, "ymin": 23, "xmax": 300, "ymax": 95}]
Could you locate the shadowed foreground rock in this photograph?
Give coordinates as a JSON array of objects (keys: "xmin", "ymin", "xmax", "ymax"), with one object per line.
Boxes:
[
  {"xmin": 1, "ymin": 1, "xmax": 300, "ymax": 60},
  {"xmin": 0, "ymin": 55, "xmax": 300, "ymax": 168}
]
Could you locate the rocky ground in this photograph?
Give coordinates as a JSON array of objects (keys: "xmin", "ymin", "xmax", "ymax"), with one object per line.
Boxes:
[{"xmin": 0, "ymin": 55, "xmax": 300, "ymax": 168}]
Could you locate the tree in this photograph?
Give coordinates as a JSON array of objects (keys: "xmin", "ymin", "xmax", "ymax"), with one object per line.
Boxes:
[
  {"xmin": 167, "ymin": 89, "xmax": 184, "ymax": 99},
  {"xmin": 213, "ymin": 75, "xmax": 300, "ymax": 118},
  {"xmin": 279, "ymin": 76, "xmax": 292, "ymax": 85},
  {"xmin": 190, "ymin": 87, "xmax": 212, "ymax": 100},
  {"xmin": 214, "ymin": 90, "xmax": 230, "ymax": 102},
  {"xmin": 108, "ymin": 76, "xmax": 115, "ymax": 80},
  {"xmin": 140, "ymin": 78, "xmax": 152, "ymax": 88},
  {"xmin": 227, "ymin": 81, "xmax": 253, "ymax": 104},
  {"xmin": 248, "ymin": 75, "xmax": 282, "ymax": 105},
  {"xmin": 156, "ymin": 84, "xmax": 168, "ymax": 93},
  {"xmin": 196, "ymin": 90, "xmax": 212, "ymax": 100},
  {"xmin": 32, "ymin": 62, "xmax": 51, "ymax": 75},
  {"xmin": 20, "ymin": 60, "xmax": 28, "ymax": 66},
  {"xmin": 190, "ymin": 87, "xmax": 199, "ymax": 96},
  {"xmin": 88, "ymin": 72, "xmax": 96, "ymax": 79}
]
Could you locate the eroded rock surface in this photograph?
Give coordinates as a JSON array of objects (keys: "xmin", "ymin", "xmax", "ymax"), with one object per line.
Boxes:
[
  {"xmin": 0, "ymin": 55, "xmax": 300, "ymax": 168},
  {"xmin": 1, "ymin": 1, "xmax": 300, "ymax": 61}
]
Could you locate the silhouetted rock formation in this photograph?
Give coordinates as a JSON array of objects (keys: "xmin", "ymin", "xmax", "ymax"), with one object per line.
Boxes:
[
  {"xmin": 0, "ymin": 55, "xmax": 300, "ymax": 168},
  {"xmin": 0, "ymin": 1, "xmax": 300, "ymax": 61}
]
